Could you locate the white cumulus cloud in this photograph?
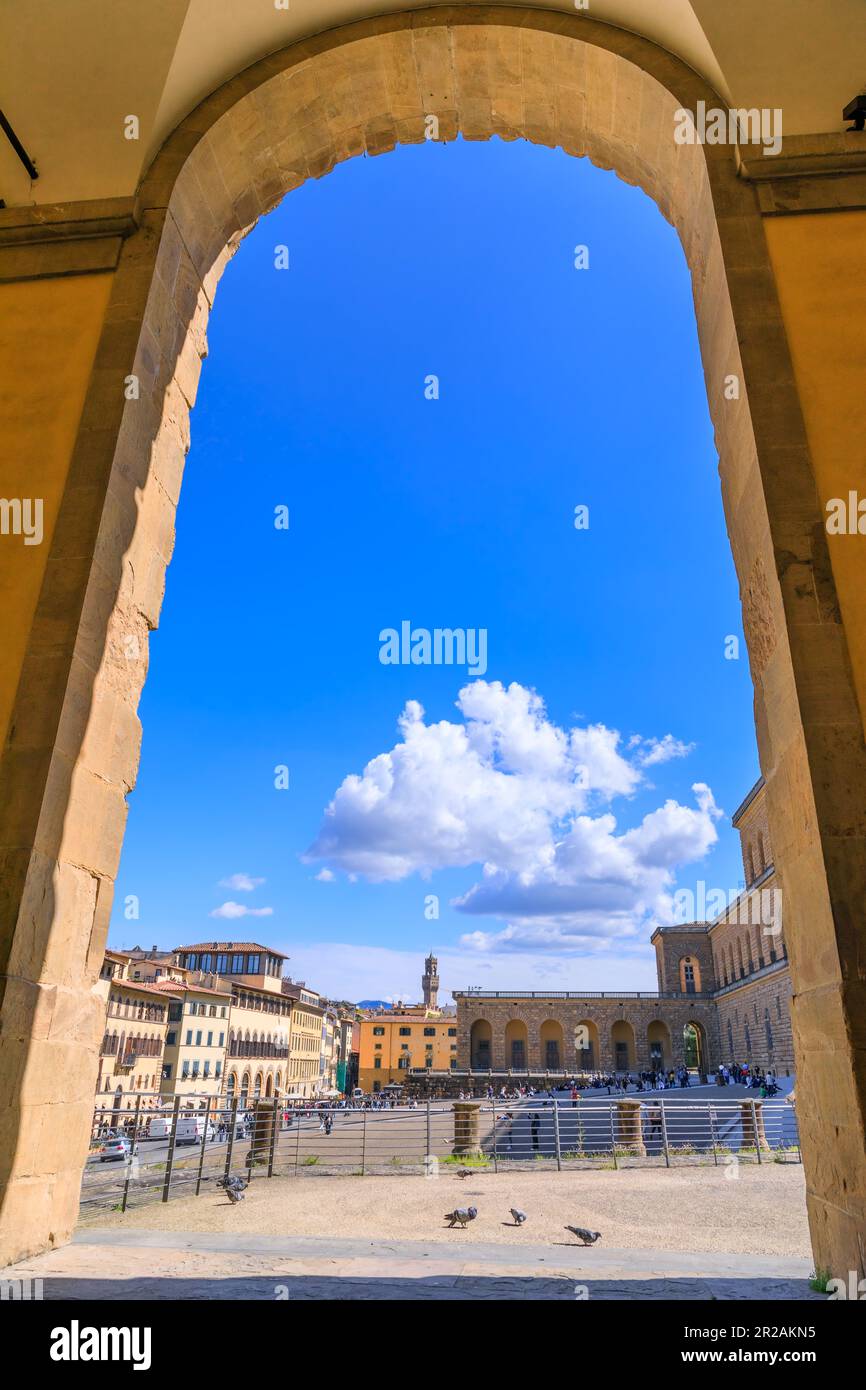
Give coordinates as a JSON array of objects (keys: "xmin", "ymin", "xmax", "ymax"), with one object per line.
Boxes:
[{"xmin": 305, "ymin": 681, "xmax": 720, "ymax": 952}]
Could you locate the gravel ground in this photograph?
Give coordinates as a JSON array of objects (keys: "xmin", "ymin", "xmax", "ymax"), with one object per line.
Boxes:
[{"xmin": 94, "ymin": 1162, "xmax": 810, "ymax": 1258}]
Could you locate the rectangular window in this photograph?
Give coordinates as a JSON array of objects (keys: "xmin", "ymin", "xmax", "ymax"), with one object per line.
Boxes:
[
  {"xmin": 219, "ymin": 1032, "xmax": 225, "ymax": 1047},
  {"xmin": 195, "ymin": 1031, "xmax": 202, "ymax": 1046},
  {"xmin": 207, "ymin": 1032, "xmax": 213, "ymax": 1047},
  {"xmin": 423, "ymin": 1027, "xmax": 436, "ymax": 1037},
  {"xmin": 181, "ymin": 1062, "xmax": 190, "ymax": 1078},
  {"xmin": 399, "ymin": 1027, "xmax": 411, "ymax": 1036},
  {"xmin": 166, "ymin": 1032, "xmax": 176, "ymax": 1046},
  {"xmin": 373, "ymin": 1026, "xmax": 385, "ymax": 1036},
  {"xmin": 248, "ymin": 955, "xmax": 260, "ymax": 974},
  {"xmin": 448, "ymin": 1028, "xmax": 457, "ymax": 1037},
  {"xmin": 216, "ymin": 955, "xmax": 228, "ymax": 974},
  {"xmin": 232, "ymin": 954, "xmax": 244, "ymax": 973},
  {"xmin": 185, "ymin": 1030, "xmax": 192, "ymax": 1046},
  {"xmin": 373, "ymin": 1057, "xmax": 381, "ymax": 1070}
]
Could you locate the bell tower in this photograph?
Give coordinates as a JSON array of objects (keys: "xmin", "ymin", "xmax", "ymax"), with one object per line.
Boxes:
[{"xmin": 422, "ymin": 952, "xmax": 439, "ymax": 1011}]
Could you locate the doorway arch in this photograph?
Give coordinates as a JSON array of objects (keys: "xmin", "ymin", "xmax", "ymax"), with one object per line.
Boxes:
[
  {"xmin": 505, "ymin": 1019, "xmax": 528, "ymax": 1070},
  {"xmin": 1, "ymin": 5, "xmax": 864, "ymax": 1280},
  {"xmin": 469, "ymin": 1018, "xmax": 492, "ymax": 1070}
]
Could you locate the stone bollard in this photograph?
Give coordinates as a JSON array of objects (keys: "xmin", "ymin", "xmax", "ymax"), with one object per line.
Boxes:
[
  {"xmin": 616, "ymin": 1098, "xmax": 647, "ymax": 1156},
  {"xmin": 245, "ymin": 1099, "xmax": 277, "ymax": 1168},
  {"xmin": 740, "ymin": 1099, "xmax": 770, "ymax": 1153},
  {"xmin": 452, "ymin": 1101, "xmax": 483, "ymax": 1157}
]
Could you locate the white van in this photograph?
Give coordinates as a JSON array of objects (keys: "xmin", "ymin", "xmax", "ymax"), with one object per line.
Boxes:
[
  {"xmin": 147, "ymin": 1116, "xmax": 173, "ymax": 1140},
  {"xmin": 176, "ymin": 1115, "xmax": 215, "ymax": 1145}
]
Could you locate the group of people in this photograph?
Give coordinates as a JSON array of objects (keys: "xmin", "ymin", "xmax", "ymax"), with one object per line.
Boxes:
[{"xmin": 716, "ymin": 1064, "xmax": 780, "ymax": 1094}]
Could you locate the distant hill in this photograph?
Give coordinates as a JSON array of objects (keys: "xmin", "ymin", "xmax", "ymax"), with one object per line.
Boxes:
[{"xmin": 357, "ymin": 999, "xmax": 397, "ymax": 1011}]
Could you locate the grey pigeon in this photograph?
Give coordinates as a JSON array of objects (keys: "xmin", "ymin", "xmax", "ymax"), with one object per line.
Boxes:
[
  {"xmin": 510, "ymin": 1208, "xmax": 527, "ymax": 1226},
  {"xmin": 445, "ymin": 1206, "xmax": 477, "ymax": 1228},
  {"xmin": 456, "ymin": 1168, "xmax": 473, "ymax": 1179},
  {"xmin": 565, "ymin": 1225, "xmax": 601, "ymax": 1246},
  {"xmin": 217, "ymin": 1176, "xmax": 248, "ymax": 1204}
]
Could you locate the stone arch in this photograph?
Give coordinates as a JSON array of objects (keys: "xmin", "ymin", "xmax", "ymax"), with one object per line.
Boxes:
[
  {"xmin": 2, "ymin": 2, "xmax": 865, "ymax": 1279},
  {"xmin": 683, "ymin": 1021, "xmax": 707, "ymax": 1071},
  {"xmin": 240, "ymin": 1071, "xmax": 250, "ymax": 1105},
  {"xmin": 540, "ymin": 1019, "xmax": 564, "ymax": 1071},
  {"xmin": 469, "ymin": 1018, "xmax": 492, "ymax": 1070},
  {"xmin": 611, "ymin": 1020, "xmax": 636, "ymax": 1072},
  {"xmin": 647, "ymin": 1020, "xmax": 672, "ymax": 1071},
  {"xmin": 505, "ymin": 1019, "xmax": 528, "ymax": 1070},
  {"xmin": 265, "ymin": 1073, "xmax": 273, "ymax": 1098},
  {"xmin": 574, "ymin": 1018, "xmax": 599, "ymax": 1072}
]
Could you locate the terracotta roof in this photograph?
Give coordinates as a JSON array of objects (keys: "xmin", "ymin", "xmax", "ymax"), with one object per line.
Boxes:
[
  {"xmin": 173, "ymin": 942, "xmax": 288, "ymax": 957},
  {"xmin": 109, "ymin": 980, "xmax": 182, "ymax": 999},
  {"xmin": 149, "ymin": 979, "xmax": 232, "ymax": 998}
]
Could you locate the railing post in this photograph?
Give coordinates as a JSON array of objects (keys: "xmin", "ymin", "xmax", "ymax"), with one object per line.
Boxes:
[
  {"xmin": 492, "ymin": 1097, "xmax": 498, "ymax": 1173},
  {"xmin": 121, "ymin": 1092, "xmax": 142, "ymax": 1212},
  {"xmin": 708, "ymin": 1103, "xmax": 719, "ymax": 1165},
  {"xmin": 360, "ymin": 1107, "xmax": 367, "ymax": 1176},
  {"xmin": 553, "ymin": 1100, "xmax": 562, "ymax": 1171},
  {"xmin": 293, "ymin": 1105, "xmax": 301, "ymax": 1176},
  {"xmin": 660, "ymin": 1098, "xmax": 670, "ymax": 1168},
  {"xmin": 223, "ymin": 1096, "xmax": 239, "ymax": 1181},
  {"xmin": 161, "ymin": 1094, "xmax": 182, "ymax": 1203},
  {"xmin": 608, "ymin": 1101, "xmax": 618, "ymax": 1169},
  {"xmin": 268, "ymin": 1096, "xmax": 279, "ymax": 1178},
  {"xmin": 425, "ymin": 1097, "xmax": 431, "ymax": 1170},
  {"xmin": 195, "ymin": 1096, "xmax": 213, "ymax": 1196},
  {"xmin": 751, "ymin": 1100, "xmax": 763, "ymax": 1164}
]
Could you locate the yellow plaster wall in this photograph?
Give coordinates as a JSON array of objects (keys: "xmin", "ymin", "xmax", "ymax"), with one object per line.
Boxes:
[
  {"xmin": 0, "ymin": 271, "xmax": 113, "ymax": 751},
  {"xmin": 763, "ymin": 210, "xmax": 866, "ymax": 734}
]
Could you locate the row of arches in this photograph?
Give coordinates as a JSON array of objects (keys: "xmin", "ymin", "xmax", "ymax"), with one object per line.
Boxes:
[
  {"xmin": 469, "ymin": 1018, "xmax": 707, "ymax": 1072},
  {"xmin": 225, "ymin": 1069, "xmax": 283, "ymax": 1103},
  {"xmin": 714, "ymin": 926, "xmax": 785, "ymax": 988}
]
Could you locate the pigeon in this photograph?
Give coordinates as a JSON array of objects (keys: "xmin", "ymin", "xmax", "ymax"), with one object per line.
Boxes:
[
  {"xmin": 510, "ymin": 1208, "xmax": 527, "ymax": 1226},
  {"xmin": 217, "ymin": 1176, "xmax": 248, "ymax": 1204},
  {"xmin": 445, "ymin": 1206, "xmax": 478, "ymax": 1228},
  {"xmin": 456, "ymin": 1168, "xmax": 473, "ymax": 1180},
  {"xmin": 565, "ymin": 1225, "xmax": 601, "ymax": 1246}
]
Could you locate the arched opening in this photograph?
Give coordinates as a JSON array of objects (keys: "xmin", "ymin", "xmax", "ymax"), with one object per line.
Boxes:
[
  {"xmin": 469, "ymin": 1019, "xmax": 492, "ymax": 1070},
  {"xmin": 683, "ymin": 1022, "xmax": 706, "ymax": 1071},
  {"xmin": 505, "ymin": 1019, "xmax": 528, "ymax": 1071},
  {"xmin": 540, "ymin": 1019, "xmax": 564, "ymax": 1071},
  {"xmin": 240, "ymin": 1072, "xmax": 250, "ymax": 1106},
  {"xmin": 3, "ymin": 4, "xmax": 863, "ymax": 1281},
  {"xmin": 574, "ymin": 1020, "xmax": 599, "ymax": 1072},
  {"xmin": 647, "ymin": 1020, "xmax": 672, "ymax": 1072},
  {"xmin": 611, "ymin": 1020, "xmax": 636, "ymax": 1073},
  {"xmin": 265, "ymin": 1074, "xmax": 273, "ymax": 1098}
]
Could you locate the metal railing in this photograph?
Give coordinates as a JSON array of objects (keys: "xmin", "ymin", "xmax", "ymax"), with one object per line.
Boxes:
[{"xmin": 79, "ymin": 1091, "xmax": 800, "ymax": 1219}]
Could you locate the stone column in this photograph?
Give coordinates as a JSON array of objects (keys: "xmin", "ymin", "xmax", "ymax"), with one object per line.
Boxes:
[
  {"xmin": 245, "ymin": 1099, "xmax": 277, "ymax": 1168},
  {"xmin": 616, "ymin": 1099, "xmax": 647, "ymax": 1156},
  {"xmin": 452, "ymin": 1102, "xmax": 483, "ymax": 1157},
  {"xmin": 740, "ymin": 1100, "xmax": 770, "ymax": 1153}
]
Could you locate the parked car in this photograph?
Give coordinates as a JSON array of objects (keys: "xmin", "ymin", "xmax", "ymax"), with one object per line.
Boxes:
[
  {"xmin": 175, "ymin": 1116, "xmax": 215, "ymax": 1145},
  {"xmin": 100, "ymin": 1137, "xmax": 132, "ymax": 1163}
]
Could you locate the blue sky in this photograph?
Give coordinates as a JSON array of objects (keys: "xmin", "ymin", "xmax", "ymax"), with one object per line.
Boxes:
[{"xmin": 109, "ymin": 135, "xmax": 758, "ymax": 1002}]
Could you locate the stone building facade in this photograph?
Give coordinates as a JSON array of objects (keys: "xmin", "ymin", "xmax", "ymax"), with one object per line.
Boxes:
[{"xmin": 455, "ymin": 781, "xmax": 794, "ymax": 1078}]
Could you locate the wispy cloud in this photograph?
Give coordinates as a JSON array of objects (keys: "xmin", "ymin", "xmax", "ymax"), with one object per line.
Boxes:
[
  {"xmin": 218, "ymin": 873, "xmax": 265, "ymax": 892},
  {"xmin": 210, "ymin": 901, "xmax": 274, "ymax": 919}
]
